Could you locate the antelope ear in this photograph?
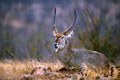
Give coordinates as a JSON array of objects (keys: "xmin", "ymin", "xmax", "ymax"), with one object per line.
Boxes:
[
  {"xmin": 53, "ymin": 30, "xmax": 57, "ymax": 36},
  {"xmin": 53, "ymin": 26, "xmax": 58, "ymax": 36},
  {"xmin": 66, "ymin": 30, "xmax": 74, "ymax": 38}
]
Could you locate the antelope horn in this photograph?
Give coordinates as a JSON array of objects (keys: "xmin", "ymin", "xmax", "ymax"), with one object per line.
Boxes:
[
  {"xmin": 62, "ymin": 9, "xmax": 76, "ymax": 35},
  {"xmin": 53, "ymin": 8, "xmax": 58, "ymax": 34}
]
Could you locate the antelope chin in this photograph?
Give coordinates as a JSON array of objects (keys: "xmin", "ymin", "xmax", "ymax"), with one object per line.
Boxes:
[{"xmin": 55, "ymin": 49, "xmax": 58, "ymax": 52}]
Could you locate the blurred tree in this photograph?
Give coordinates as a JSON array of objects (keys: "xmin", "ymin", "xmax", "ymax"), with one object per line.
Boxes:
[
  {"xmin": 0, "ymin": 24, "xmax": 16, "ymax": 59},
  {"xmin": 77, "ymin": 5, "xmax": 119, "ymax": 62}
]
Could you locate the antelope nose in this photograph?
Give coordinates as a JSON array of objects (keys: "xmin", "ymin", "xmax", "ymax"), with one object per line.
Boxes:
[{"xmin": 54, "ymin": 43, "xmax": 58, "ymax": 49}]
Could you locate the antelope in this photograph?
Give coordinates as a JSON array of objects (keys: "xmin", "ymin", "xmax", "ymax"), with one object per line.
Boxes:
[{"xmin": 52, "ymin": 8, "xmax": 118, "ymax": 79}]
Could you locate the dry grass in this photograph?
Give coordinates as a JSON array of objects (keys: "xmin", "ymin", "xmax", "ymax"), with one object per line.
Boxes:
[
  {"xmin": 0, "ymin": 59, "xmax": 64, "ymax": 80},
  {"xmin": 0, "ymin": 59, "xmax": 120, "ymax": 80}
]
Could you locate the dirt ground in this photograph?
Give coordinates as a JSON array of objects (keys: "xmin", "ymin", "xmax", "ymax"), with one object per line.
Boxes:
[
  {"xmin": 0, "ymin": 60, "xmax": 120, "ymax": 80},
  {"xmin": 22, "ymin": 67, "xmax": 120, "ymax": 80}
]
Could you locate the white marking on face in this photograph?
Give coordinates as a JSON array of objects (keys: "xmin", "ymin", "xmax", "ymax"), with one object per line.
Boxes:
[{"xmin": 58, "ymin": 36, "xmax": 66, "ymax": 48}]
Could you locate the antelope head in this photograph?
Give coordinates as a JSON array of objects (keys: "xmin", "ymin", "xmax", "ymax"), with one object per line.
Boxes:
[{"xmin": 52, "ymin": 8, "xmax": 76, "ymax": 52}]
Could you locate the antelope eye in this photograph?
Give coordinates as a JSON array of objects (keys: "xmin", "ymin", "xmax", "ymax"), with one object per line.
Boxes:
[{"xmin": 61, "ymin": 36, "xmax": 64, "ymax": 39}]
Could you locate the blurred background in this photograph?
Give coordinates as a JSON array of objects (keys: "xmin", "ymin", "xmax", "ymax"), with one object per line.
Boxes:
[{"xmin": 0, "ymin": 0, "xmax": 120, "ymax": 65}]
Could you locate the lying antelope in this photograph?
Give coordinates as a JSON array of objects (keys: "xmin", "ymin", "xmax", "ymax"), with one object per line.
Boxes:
[{"xmin": 52, "ymin": 8, "xmax": 118, "ymax": 78}]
